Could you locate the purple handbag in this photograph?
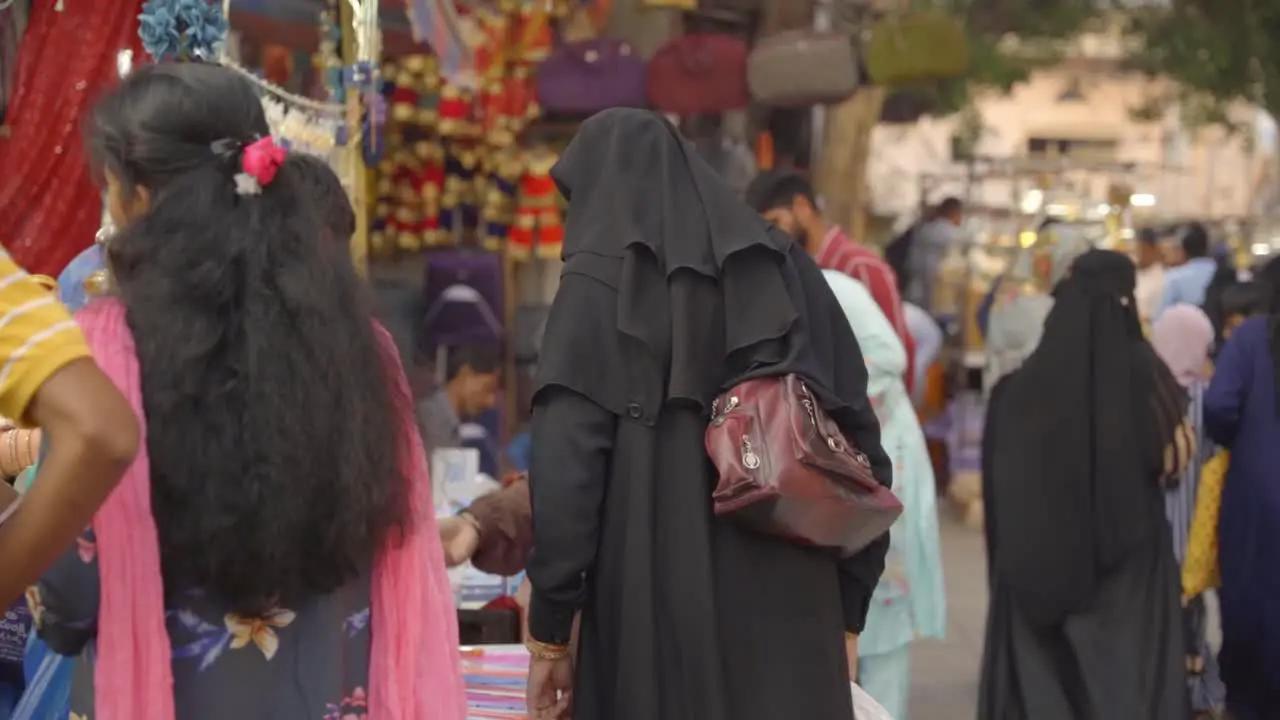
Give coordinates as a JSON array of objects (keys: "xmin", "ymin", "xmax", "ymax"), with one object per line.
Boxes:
[
  {"xmin": 536, "ymin": 38, "xmax": 648, "ymax": 114},
  {"xmin": 420, "ymin": 250, "xmax": 504, "ymax": 349}
]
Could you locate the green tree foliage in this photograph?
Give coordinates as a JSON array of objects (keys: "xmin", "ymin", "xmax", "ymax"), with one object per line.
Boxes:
[{"xmin": 1124, "ymin": 0, "xmax": 1280, "ymax": 126}]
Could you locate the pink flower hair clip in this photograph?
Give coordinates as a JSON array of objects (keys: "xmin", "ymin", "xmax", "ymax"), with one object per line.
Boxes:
[{"xmin": 211, "ymin": 135, "xmax": 288, "ymax": 196}]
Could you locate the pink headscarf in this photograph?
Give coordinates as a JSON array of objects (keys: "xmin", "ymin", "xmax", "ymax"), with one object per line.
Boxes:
[
  {"xmin": 77, "ymin": 298, "xmax": 466, "ymax": 720},
  {"xmin": 1151, "ymin": 303, "xmax": 1214, "ymax": 388}
]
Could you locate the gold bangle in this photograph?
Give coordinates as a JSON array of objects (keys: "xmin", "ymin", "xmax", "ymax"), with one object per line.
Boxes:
[
  {"xmin": 525, "ymin": 638, "xmax": 569, "ymax": 660},
  {"xmin": 4, "ymin": 430, "xmax": 17, "ymax": 477},
  {"xmin": 24, "ymin": 430, "xmax": 34, "ymax": 469}
]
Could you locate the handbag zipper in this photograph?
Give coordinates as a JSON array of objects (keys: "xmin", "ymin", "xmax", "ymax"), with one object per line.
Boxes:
[{"xmin": 741, "ymin": 435, "xmax": 761, "ymax": 470}]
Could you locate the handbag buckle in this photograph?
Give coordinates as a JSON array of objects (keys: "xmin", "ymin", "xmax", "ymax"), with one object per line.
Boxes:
[{"xmin": 711, "ymin": 395, "xmax": 739, "ymax": 425}]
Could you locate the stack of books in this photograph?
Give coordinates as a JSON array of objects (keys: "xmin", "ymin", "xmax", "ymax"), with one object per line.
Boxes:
[{"xmin": 461, "ymin": 644, "xmax": 529, "ymax": 719}]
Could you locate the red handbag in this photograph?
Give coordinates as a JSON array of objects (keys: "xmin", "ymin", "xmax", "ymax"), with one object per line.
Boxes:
[
  {"xmin": 705, "ymin": 374, "xmax": 902, "ymax": 556},
  {"xmin": 646, "ymin": 33, "xmax": 750, "ymax": 115}
]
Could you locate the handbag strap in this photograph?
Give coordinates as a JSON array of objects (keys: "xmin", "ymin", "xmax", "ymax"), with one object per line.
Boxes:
[
  {"xmin": 422, "ymin": 283, "xmax": 504, "ymax": 336},
  {"xmin": 798, "ymin": 381, "xmax": 849, "ymax": 454}
]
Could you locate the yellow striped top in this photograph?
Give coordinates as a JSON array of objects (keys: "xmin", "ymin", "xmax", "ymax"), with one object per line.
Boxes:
[{"xmin": 0, "ymin": 250, "xmax": 90, "ymax": 425}]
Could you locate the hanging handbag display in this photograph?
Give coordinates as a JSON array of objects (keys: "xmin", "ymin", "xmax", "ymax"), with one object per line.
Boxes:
[
  {"xmin": 863, "ymin": 11, "xmax": 968, "ymax": 85},
  {"xmin": 698, "ymin": 0, "xmax": 764, "ymax": 14},
  {"xmin": 746, "ymin": 30, "xmax": 860, "ymax": 107},
  {"xmin": 705, "ymin": 374, "xmax": 902, "ymax": 555},
  {"xmin": 536, "ymin": 37, "xmax": 648, "ymax": 115},
  {"xmin": 646, "ymin": 33, "xmax": 750, "ymax": 115},
  {"xmin": 420, "ymin": 250, "xmax": 505, "ymax": 349}
]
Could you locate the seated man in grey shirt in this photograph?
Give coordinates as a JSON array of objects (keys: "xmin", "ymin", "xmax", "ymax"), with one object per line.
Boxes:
[{"xmin": 417, "ymin": 345, "xmax": 502, "ymax": 452}]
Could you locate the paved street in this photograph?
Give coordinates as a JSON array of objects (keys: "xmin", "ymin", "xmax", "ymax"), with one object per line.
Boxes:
[{"xmin": 907, "ymin": 510, "xmax": 988, "ymax": 720}]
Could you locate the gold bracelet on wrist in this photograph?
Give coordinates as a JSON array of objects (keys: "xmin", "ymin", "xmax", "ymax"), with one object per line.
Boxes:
[
  {"xmin": 525, "ymin": 638, "xmax": 569, "ymax": 660},
  {"xmin": 3, "ymin": 430, "xmax": 17, "ymax": 477}
]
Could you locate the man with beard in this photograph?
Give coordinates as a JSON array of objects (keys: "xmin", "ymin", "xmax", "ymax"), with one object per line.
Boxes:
[{"xmin": 747, "ymin": 170, "xmax": 915, "ymax": 390}]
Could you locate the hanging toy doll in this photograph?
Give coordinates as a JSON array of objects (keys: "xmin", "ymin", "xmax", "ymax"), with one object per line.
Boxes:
[
  {"xmin": 512, "ymin": 145, "xmax": 561, "ymax": 260},
  {"xmin": 388, "ymin": 65, "xmax": 420, "ymax": 125},
  {"xmin": 479, "ymin": 77, "xmax": 516, "ymax": 148},
  {"xmin": 501, "ymin": 64, "xmax": 539, "ymax": 136},
  {"xmin": 439, "ymin": 144, "xmax": 482, "ymax": 246},
  {"xmin": 513, "ymin": 0, "xmax": 554, "ymax": 65},
  {"xmin": 456, "ymin": 146, "xmax": 483, "ymax": 242},
  {"xmin": 479, "ymin": 148, "xmax": 520, "ymax": 251},
  {"xmin": 415, "ymin": 140, "xmax": 447, "ymax": 247},
  {"xmin": 437, "ymin": 84, "xmax": 473, "ymax": 139},
  {"xmin": 412, "ymin": 55, "xmax": 443, "ymax": 129}
]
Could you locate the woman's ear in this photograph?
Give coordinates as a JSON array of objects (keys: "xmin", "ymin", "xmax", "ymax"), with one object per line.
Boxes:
[{"xmin": 128, "ymin": 185, "xmax": 152, "ymax": 219}]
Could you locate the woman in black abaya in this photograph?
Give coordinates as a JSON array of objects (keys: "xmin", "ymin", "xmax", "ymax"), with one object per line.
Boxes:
[
  {"xmin": 979, "ymin": 249, "xmax": 1192, "ymax": 720},
  {"xmin": 523, "ymin": 109, "xmax": 893, "ymax": 720}
]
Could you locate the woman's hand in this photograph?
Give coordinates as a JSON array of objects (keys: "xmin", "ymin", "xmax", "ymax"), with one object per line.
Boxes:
[
  {"xmin": 527, "ymin": 654, "xmax": 573, "ymax": 719},
  {"xmin": 845, "ymin": 632, "xmax": 859, "ymax": 682},
  {"xmin": 438, "ymin": 513, "xmax": 481, "ymax": 567}
]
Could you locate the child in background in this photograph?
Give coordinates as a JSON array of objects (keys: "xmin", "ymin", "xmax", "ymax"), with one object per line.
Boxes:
[
  {"xmin": 1151, "ymin": 305, "xmax": 1227, "ymax": 716},
  {"xmin": 1218, "ymin": 281, "xmax": 1263, "ymax": 343}
]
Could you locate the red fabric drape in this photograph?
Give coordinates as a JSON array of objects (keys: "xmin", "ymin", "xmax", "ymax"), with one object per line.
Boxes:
[{"xmin": 0, "ymin": 1, "xmax": 142, "ymax": 277}]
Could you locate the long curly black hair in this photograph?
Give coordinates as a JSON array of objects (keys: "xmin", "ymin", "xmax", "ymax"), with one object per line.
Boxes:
[{"xmin": 86, "ymin": 63, "xmax": 409, "ymax": 614}]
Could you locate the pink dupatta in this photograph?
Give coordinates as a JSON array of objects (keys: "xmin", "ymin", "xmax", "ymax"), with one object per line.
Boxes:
[{"xmin": 77, "ymin": 298, "xmax": 466, "ymax": 720}]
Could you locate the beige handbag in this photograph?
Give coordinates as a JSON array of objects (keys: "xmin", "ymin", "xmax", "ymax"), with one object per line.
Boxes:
[
  {"xmin": 640, "ymin": 0, "xmax": 697, "ymax": 7},
  {"xmin": 747, "ymin": 30, "xmax": 860, "ymax": 107}
]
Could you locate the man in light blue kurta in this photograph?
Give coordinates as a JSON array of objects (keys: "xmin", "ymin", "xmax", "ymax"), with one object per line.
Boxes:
[
  {"xmin": 822, "ymin": 270, "xmax": 946, "ymax": 719},
  {"xmin": 1154, "ymin": 223, "xmax": 1216, "ymax": 321}
]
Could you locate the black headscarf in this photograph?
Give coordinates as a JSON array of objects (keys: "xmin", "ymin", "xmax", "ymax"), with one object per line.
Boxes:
[
  {"xmin": 537, "ymin": 108, "xmax": 890, "ymax": 483},
  {"xmin": 1202, "ymin": 259, "xmax": 1239, "ymax": 351},
  {"xmin": 989, "ymin": 249, "xmax": 1185, "ymax": 627}
]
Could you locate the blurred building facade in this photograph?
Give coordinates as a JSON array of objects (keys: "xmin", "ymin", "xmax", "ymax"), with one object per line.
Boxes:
[{"xmin": 866, "ymin": 29, "xmax": 1276, "ymax": 228}]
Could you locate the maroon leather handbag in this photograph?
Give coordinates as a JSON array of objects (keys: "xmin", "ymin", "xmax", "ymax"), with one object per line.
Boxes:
[
  {"xmin": 646, "ymin": 33, "xmax": 750, "ymax": 115},
  {"xmin": 705, "ymin": 374, "xmax": 902, "ymax": 556}
]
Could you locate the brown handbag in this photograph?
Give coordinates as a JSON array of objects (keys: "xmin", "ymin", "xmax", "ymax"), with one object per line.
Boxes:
[{"xmin": 705, "ymin": 374, "xmax": 902, "ymax": 556}]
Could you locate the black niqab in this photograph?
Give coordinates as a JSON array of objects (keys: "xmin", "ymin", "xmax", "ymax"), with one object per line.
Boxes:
[
  {"xmin": 990, "ymin": 249, "xmax": 1185, "ymax": 627},
  {"xmin": 525, "ymin": 108, "xmax": 892, "ymax": 720},
  {"xmin": 542, "ymin": 109, "xmax": 883, "ymax": 450}
]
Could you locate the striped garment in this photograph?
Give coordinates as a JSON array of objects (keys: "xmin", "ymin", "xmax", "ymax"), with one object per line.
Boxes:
[
  {"xmin": 1164, "ymin": 380, "xmax": 1227, "ymax": 713},
  {"xmin": 1165, "ymin": 382, "xmax": 1211, "ymax": 564},
  {"xmin": 814, "ymin": 226, "xmax": 917, "ymax": 392},
  {"xmin": 0, "ymin": 250, "xmax": 91, "ymax": 424}
]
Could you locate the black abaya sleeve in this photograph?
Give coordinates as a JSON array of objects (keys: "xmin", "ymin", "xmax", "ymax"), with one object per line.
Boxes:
[
  {"xmin": 837, "ymin": 534, "xmax": 888, "ymax": 633},
  {"xmin": 525, "ymin": 387, "xmax": 617, "ymax": 645},
  {"xmin": 790, "ymin": 248, "xmax": 893, "ymax": 634}
]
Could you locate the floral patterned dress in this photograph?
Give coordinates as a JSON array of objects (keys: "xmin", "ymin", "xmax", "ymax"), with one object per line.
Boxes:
[
  {"xmin": 821, "ymin": 270, "xmax": 947, "ymax": 719},
  {"xmin": 30, "ymin": 528, "xmax": 374, "ymax": 719}
]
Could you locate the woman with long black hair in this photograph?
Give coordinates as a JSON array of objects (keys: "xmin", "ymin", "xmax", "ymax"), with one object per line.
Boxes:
[
  {"xmin": 1203, "ymin": 256, "xmax": 1280, "ymax": 719},
  {"xmin": 979, "ymin": 249, "xmax": 1192, "ymax": 720},
  {"xmin": 30, "ymin": 63, "xmax": 464, "ymax": 719}
]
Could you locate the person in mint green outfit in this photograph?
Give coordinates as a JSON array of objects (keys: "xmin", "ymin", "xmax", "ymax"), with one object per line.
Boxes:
[{"xmin": 823, "ymin": 269, "xmax": 946, "ymax": 718}]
